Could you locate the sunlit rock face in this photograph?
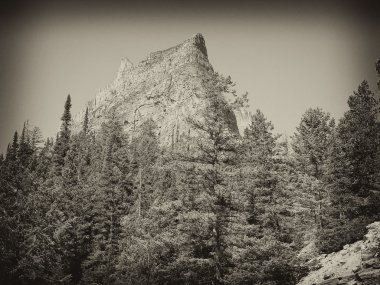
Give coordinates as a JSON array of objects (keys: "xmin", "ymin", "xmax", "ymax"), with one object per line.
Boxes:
[
  {"xmin": 297, "ymin": 222, "xmax": 380, "ymax": 285},
  {"xmin": 73, "ymin": 33, "xmax": 249, "ymax": 144},
  {"xmin": 234, "ymin": 108, "xmax": 251, "ymax": 136}
]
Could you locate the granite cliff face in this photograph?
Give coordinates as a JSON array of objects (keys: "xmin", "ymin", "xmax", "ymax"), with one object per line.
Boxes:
[{"xmin": 73, "ymin": 34, "xmax": 250, "ymax": 144}]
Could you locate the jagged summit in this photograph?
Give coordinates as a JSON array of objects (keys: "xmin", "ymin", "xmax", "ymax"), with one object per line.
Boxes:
[
  {"xmin": 115, "ymin": 34, "xmax": 208, "ymax": 84},
  {"xmin": 147, "ymin": 33, "xmax": 208, "ymax": 61},
  {"xmin": 115, "ymin": 57, "xmax": 134, "ymax": 83},
  {"xmin": 112, "ymin": 33, "xmax": 213, "ymax": 90},
  {"xmin": 184, "ymin": 33, "xmax": 208, "ymax": 57},
  {"xmin": 73, "ymin": 34, "xmax": 249, "ymax": 145}
]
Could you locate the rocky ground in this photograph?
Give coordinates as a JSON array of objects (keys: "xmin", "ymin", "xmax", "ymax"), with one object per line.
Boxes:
[{"xmin": 297, "ymin": 222, "xmax": 380, "ymax": 285}]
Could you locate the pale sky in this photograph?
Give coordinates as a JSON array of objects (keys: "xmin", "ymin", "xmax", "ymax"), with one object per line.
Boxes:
[{"xmin": 1, "ymin": 1, "xmax": 379, "ymax": 153}]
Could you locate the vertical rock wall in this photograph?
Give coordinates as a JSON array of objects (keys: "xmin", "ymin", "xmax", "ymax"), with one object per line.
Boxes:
[{"xmin": 72, "ymin": 33, "xmax": 250, "ymax": 144}]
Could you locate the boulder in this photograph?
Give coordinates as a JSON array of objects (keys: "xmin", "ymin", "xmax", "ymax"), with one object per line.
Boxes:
[
  {"xmin": 362, "ymin": 259, "xmax": 377, "ymax": 268},
  {"xmin": 361, "ymin": 253, "xmax": 374, "ymax": 261},
  {"xmin": 352, "ymin": 266, "xmax": 361, "ymax": 273}
]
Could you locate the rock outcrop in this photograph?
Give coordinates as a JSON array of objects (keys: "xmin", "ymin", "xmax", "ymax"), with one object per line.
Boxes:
[
  {"xmin": 297, "ymin": 222, "xmax": 380, "ymax": 285},
  {"xmin": 72, "ymin": 33, "xmax": 250, "ymax": 144}
]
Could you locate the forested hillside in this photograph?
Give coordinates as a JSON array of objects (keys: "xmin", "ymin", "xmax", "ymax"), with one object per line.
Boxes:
[{"xmin": 0, "ymin": 55, "xmax": 379, "ymax": 285}]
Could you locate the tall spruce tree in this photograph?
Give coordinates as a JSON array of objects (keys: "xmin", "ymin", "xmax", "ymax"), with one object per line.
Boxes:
[
  {"xmin": 18, "ymin": 122, "xmax": 34, "ymax": 168},
  {"xmin": 319, "ymin": 80, "xmax": 380, "ymax": 253},
  {"xmin": 243, "ymin": 110, "xmax": 279, "ymax": 229},
  {"xmin": 4, "ymin": 131, "xmax": 20, "ymax": 187},
  {"xmin": 376, "ymin": 59, "xmax": 380, "ymax": 90},
  {"xmin": 9, "ymin": 131, "xmax": 19, "ymax": 161},
  {"xmin": 233, "ymin": 109, "xmax": 303, "ymax": 285},
  {"xmin": 53, "ymin": 94, "xmax": 72, "ymax": 177},
  {"xmin": 0, "ymin": 131, "xmax": 20, "ymax": 284},
  {"xmin": 184, "ymin": 73, "xmax": 240, "ymax": 284},
  {"xmin": 82, "ymin": 107, "xmax": 89, "ymax": 135},
  {"xmin": 81, "ymin": 114, "xmax": 132, "ymax": 285},
  {"xmin": 292, "ymin": 108, "xmax": 335, "ymax": 229},
  {"xmin": 333, "ymin": 81, "xmax": 379, "ymax": 202},
  {"xmin": 292, "ymin": 108, "xmax": 335, "ymax": 179}
]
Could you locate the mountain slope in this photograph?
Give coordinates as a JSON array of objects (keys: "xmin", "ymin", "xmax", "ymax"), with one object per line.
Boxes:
[{"xmin": 297, "ymin": 222, "xmax": 380, "ymax": 285}]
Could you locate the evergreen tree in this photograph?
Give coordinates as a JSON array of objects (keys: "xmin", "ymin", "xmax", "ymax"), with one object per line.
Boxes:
[
  {"xmin": 53, "ymin": 94, "xmax": 72, "ymax": 177},
  {"xmin": 318, "ymin": 80, "xmax": 380, "ymax": 253},
  {"xmin": 34, "ymin": 138, "xmax": 54, "ymax": 183},
  {"xmin": 292, "ymin": 108, "xmax": 335, "ymax": 229},
  {"xmin": 82, "ymin": 107, "xmax": 89, "ymax": 136},
  {"xmin": 292, "ymin": 108, "xmax": 335, "ymax": 179},
  {"xmin": 62, "ymin": 136, "xmax": 81, "ymax": 187},
  {"xmin": 18, "ymin": 122, "xmax": 34, "ymax": 168},
  {"xmin": 4, "ymin": 131, "xmax": 20, "ymax": 188},
  {"xmin": 231, "ymin": 109, "xmax": 303, "ymax": 285},
  {"xmin": 183, "ymin": 73, "xmax": 240, "ymax": 284},
  {"xmin": 81, "ymin": 114, "xmax": 132, "ymax": 285},
  {"xmin": 9, "ymin": 131, "xmax": 19, "ymax": 161},
  {"xmin": 333, "ymin": 81, "xmax": 379, "ymax": 206},
  {"xmin": 5, "ymin": 144, "xmax": 11, "ymax": 161},
  {"xmin": 376, "ymin": 59, "xmax": 380, "ymax": 90},
  {"xmin": 0, "ymin": 131, "xmax": 21, "ymax": 284},
  {"xmin": 0, "ymin": 126, "xmax": 38, "ymax": 284},
  {"xmin": 242, "ymin": 110, "xmax": 279, "ymax": 229}
]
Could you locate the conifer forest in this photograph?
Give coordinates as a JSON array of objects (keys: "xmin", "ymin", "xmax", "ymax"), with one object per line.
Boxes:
[{"xmin": 1, "ymin": 42, "xmax": 380, "ymax": 285}]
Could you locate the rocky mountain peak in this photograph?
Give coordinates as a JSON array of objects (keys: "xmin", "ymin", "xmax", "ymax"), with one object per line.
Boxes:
[
  {"xmin": 147, "ymin": 33, "xmax": 207, "ymax": 61},
  {"xmin": 73, "ymin": 34, "xmax": 249, "ymax": 145},
  {"xmin": 115, "ymin": 57, "xmax": 134, "ymax": 83},
  {"xmin": 186, "ymin": 33, "xmax": 208, "ymax": 57}
]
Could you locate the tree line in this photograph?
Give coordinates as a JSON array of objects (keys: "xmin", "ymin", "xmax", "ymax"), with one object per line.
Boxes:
[{"xmin": 0, "ymin": 69, "xmax": 379, "ymax": 285}]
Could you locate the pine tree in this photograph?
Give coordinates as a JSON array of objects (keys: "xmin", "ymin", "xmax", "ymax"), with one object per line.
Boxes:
[
  {"xmin": 18, "ymin": 122, "xmax": 34, "ymax": 168},
  {"xmin": 184, "ymin": 73, "xmax": 240, "ymax": 284},
  {"xmin": 82, "ymin": 107, "xmax": 89, "ymax": 135},
  {"xmin": 333, "ymin": 81, "xmax": 379, "ymax": 204},
  {"xmin": 292, "ymin": 108, "xmax": 335, "ymax": 179},
  {"xmin": 376, "ymin": 59, "xmax": 380, "ymax": 90},
  {"xmin": 292, "ymin": 108, "xmax": 335, "ymax": 229},
  {"xmin": 5, "ymin": 144, "xmax": 11, "ymax": 161},
  {"xmin": 53, "ymin": 94, "xmax": 72, "ymax": 177},
  {"xmin": 232, "ymin": 109, "xmax": 302, "ymax": 285},
  {"xmin": 29, "ymin": 126, "xmax": 43, "ymax": 152},
  {"xmin": 0, "ymin": 127, "xmax": 39, "ymax": 284},
  {"xmin": 243, "ymin": 109, "xmax": 279, "ymax": 229},
  {"xmin": 34, "ymin": 138, "xmax": 54, "ymax": 183},
  {"xmin": 4, "ymin": 131, "xmax": 20, "ymax": 187},
  {"xmin": 9, "ymin": 131, "xmax": 18, "ymax": 161},
  {"xmin": 0, "ymin": 131, "xmax": 22, "ymax": 284},
  {"xmin": 376, "ymin": 60, "xmax": 380, "ymax": 187},
  {"xmin": 62, "ymin": 136, "xmax": 81, "ymax": 187},
  {"xmin": 318, "ymin": 80, "xmax": 380, "ymax": 253},
  {"xmin": 81, "ymin": 114, "xmax": 132, "ymax": 285}
]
